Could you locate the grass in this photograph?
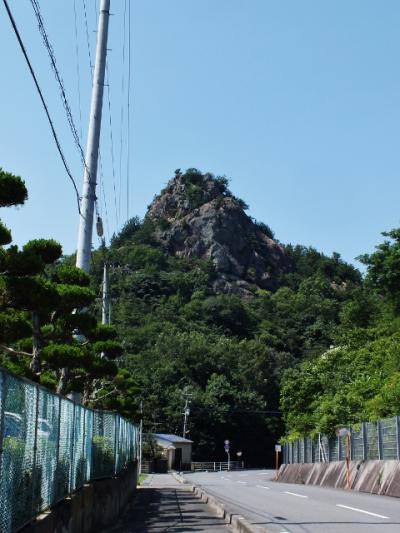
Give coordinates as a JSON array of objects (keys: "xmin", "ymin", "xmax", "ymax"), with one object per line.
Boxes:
[{"xmin": 138, "ymin": 473, "xmax": 148, "ymax": 485}]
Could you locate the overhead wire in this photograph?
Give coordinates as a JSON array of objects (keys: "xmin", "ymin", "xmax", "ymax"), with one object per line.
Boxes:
[
  {"xmin": 1, "ymin": 0, "xmax": 81, "ymax": 213},
  {"xmin": 73, "ymin": 0, "xmax": 83, "ymax": 142},
  {"xmin": 29, "ymin": 0, "xmax": 88, "ymax": 173},
  {"xmin": 118, "ymin": 0, "xmax": 127, "ymax": 226},
  {"xmin": 126, "ymin": 0, "xmax": 132, "ymax": 223},
  {"xmin": 82, "ymin": 0, "xmax": 93, "ymax": 74},
  {"xmin": 106, "ymin": 62, "xmax": 119, "ymax": 232}
]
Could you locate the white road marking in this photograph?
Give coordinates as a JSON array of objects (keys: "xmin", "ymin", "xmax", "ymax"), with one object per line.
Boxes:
[
  {"xmin": 237, "ymin": 481, "xmax": 247, "ymax": 484},
  {"xmin": 284, "ymin": 491, "xmax": 308, "ymax": 499},
  {"xmin": 256, "ymin": 485, "xmax": 270, "ymax": 490},
  {"xmin": 257, "ymin": 472, "xmax": 268, "ymax": 475},
  {"xmin": 336, "ymin": 504, "xmax": 389, "ymax": 519}
]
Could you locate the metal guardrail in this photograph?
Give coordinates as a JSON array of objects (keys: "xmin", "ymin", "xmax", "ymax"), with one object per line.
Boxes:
[
  {"xmin": 0, "ymin": 366, "xmax": 139, "ymax": 533},
  {"xmin": 191, "ymin": 461, "xmax": 244, "ymax": 472},
  {"xmin": 282, "ymin": 417, "xmax": 400, "ymax": 464}
]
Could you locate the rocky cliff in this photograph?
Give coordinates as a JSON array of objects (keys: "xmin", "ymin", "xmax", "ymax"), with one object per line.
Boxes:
[{"xmin": 146, "ymin": 169, "xmax": 289, "ymax": 295}]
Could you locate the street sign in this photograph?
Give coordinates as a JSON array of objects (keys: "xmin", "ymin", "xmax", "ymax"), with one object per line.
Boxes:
[
  {"xmin": 224, "ymin": 439, "xmax": 230, "ymax": 452},
  {"xmin": 336, "ymin": 428, "xmax": 351, "ymax": 437},
  {"xmin": 275, "ymin": 444, "xmax": 281, "ymax": 452}
]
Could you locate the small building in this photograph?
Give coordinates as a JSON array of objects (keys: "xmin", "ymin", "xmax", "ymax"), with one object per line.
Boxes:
[{"xmin": 153, "ymin": 433, "xmax": 193, "ymax": 470}]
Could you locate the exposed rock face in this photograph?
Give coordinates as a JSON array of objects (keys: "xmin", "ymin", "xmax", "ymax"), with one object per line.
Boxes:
[{"xmin": 147, "ymin": 171, "xmax": 289, "ymax": 295}]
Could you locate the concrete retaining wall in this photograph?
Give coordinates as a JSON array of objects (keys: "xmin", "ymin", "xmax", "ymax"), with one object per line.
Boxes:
[
  {"xmin": 278, "ymin": 460, "xmax": 400, "ymax": 498},
  {"xmin": 20, "ymin": 461, "xmax": 138, "ymax": 533}
]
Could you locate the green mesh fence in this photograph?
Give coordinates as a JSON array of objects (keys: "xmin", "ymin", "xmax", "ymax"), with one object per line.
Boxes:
[
  {"xmin": 283, "ymin": 417, "xmax": 400, "ymax": 464},
  {"xmin": 0, "ymin": 367, "xmax": 138, "ymax": 532}
]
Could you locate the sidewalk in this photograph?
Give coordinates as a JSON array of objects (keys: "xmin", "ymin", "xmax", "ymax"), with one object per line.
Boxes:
[{"xmin": 104, "ymin": 473, "xmax": 229, "ymax": 532}]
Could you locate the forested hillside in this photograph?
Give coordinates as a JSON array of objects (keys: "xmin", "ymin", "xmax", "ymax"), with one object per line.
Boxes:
[
  {"xmin": 3, "ymin": 166, "xmax": 399, "ymax": 465},
  {"xmin": 87, "ymin": 170, "xmax": 363, "ymax": 463}
]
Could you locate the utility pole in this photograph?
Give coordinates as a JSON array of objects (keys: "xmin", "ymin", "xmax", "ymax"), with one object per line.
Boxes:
[
  {"xmin": 139, "ymin": 401, "xmax": 143, "ymax": 475},
  {"xmin": 182, "ymin": 396, "xmax": 191, "ymax": 438},
  {"xmin": 76, "ymin": 0, "xmax": 110, "ymax": 272},
  {"xmin": 101, "ymin": 261, "xmax": 110, "ymax": 325}
]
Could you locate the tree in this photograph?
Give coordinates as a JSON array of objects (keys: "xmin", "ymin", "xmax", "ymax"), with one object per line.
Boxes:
[
  {"xmin": 359, "ymin": 228, "xmax": 400, "ymax": 309},
  {"xmin": 0, "ymin": 168, "xmax": 123, "ymax": 407}
]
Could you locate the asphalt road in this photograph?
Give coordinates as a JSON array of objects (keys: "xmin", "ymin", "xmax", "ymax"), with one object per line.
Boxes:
[{"xmin": 184, "ymin": 469, "xmax": 400, "ymax": 532}]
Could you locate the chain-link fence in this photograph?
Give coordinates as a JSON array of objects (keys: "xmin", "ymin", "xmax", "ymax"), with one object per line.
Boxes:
[
  {"xmin": 282, "ymin": 417, "xmax": 400, "ymax": 465},
  {"xmin": 0, "ymin": 367, "xmax": 138, "ymax": 532}
]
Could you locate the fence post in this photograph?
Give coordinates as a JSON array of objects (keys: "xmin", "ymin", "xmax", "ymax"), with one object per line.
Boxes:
[
  {"xmin": 362, "ymin": 423, "xmax": 367, "ymax": 460},
  {"xmin": 377, "ymin": 421, "xmax": 383, "ymax": 460},
  {"xmin": 81, "ymin": 407, "xmax": 86, "ymax": 484},
  {"xmin": 69, "ymin": 402, "xmax": 76, "ymax": 492},
  {"xmin": 30, "ymin": 384, "xmax": 40, "ymax": 517},
  {"xmin": 54, "ymin": 396, "xmax": 62, "ymax": 503},
  {"xmin": 396, "ymin": 417, "xmax": 400, "ymax": 460},
  {"xmin": 114, "ymin": 415, "xmax": 119, "ymax": 476},
  {"xmin": 349, "ymin": 429, "xmax": 353, "ymax": 461},
  {"xmin": 90, "ymin": 412, "xmax": 95, "ymax": 482},
  {"xmin": 0, "ymin": 372, "xmax": 8, "ymax": 486}
]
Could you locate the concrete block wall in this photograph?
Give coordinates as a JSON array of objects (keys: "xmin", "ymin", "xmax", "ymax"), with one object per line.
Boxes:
[
  {"xmin": 20, "ymin": 461, "xmax": 138, "ymax": 533},
  {"xmin": 278, "ymin": 460, "xmax": 400, "ymax": 498}
]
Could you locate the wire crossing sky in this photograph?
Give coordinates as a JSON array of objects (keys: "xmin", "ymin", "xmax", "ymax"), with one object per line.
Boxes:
[{"xmin": 1, "ymin": 0, "xmax": 400, "ymax": 268}]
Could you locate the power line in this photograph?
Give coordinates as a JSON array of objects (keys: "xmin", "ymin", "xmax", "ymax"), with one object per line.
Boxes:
[
  {"xmin": 73, "ymin": 0, "xmax": 83, "ymax": 142},
  {"xmin": 126, "ymin": 0, "xmax": 132, "ymax": 222},
  {"xmin": 82, "ymin": 0, "xmax": 93, "ymax": 74},
  {"xmin": 29, "ymin": 0, "xmax": 87, "ymax": 171},
  {"xmin": 2, "ymin": 0, "xmax": 81, "ymax": 213},
  {"xmin": 98, "ymin": 153, "xmax": 110, "ymax": 242},
  {"xmin": 105, "ymin": 62, "xmax": 119, "ymax": 231},
  {"xmin": 118, "ymin": 0, "xmax": 127, "ymax": 225}
]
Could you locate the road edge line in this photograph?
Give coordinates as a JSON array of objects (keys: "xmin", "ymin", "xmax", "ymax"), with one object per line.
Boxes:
[{"xmin": 172, "ymin": 471, "xmax": 286, "ymax": 533}]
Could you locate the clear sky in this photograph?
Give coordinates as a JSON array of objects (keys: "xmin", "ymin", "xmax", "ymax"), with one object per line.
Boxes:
[{"xmin": 1, "ymin": 0, "xmax": 399, "ymax": 269}]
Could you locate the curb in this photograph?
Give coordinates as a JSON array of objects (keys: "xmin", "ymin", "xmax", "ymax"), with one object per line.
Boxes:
[{"xmin": 172, "ymin": 472, "xmax": 285, "ymax": 533}]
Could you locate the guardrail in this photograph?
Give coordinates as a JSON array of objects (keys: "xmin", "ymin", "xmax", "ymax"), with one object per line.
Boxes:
[
  {"xmin": 0, "ymin": 366, "xmax": 138, "ymax": 533},
  {"xmin": 191, "ymin": 461, "xmax": 244, "ymax": 472},
  {"xmin": 283, "ymin": 417, "xmax": 400, "ymax": 464}
]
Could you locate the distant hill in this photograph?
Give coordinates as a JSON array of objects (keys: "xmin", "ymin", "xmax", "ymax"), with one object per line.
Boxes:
[{"xmin": 145, "ymin": 169, "xmax": 290, "ymax": 295}]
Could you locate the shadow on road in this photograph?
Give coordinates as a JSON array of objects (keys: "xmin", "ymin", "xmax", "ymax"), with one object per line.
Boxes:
[{"xmin": 104, "ymin": 487, "xmax": 228, "ymax": 533}]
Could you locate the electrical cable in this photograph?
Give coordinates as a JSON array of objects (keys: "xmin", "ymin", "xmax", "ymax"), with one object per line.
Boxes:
[
  {"xmin": 29, "ymin": 0, "xmax": 88, "ymax": 172},
  {"xmin": 2, "ymin": 0, "xmax": 81, "ymax": 213},
  {"xmin": 118, "ymin": 0, "xmax": 127, "ymax": 225},
  {"xmin": 73, "ymin": 0, "xmax": 83, "ymax": 142},
  {"xmin": 126, "ymin": 0, "xmax": 132, "ymax": 222},
  {"xmin": 98, "ymin": 153, "xmax": 110, "ymax": 243},
  {"xmin": 82, "ymin": 0, "xmax": 93, "ymax": 74},
  {"xmin": 106, "ymin": 62, "xmax": 119, "ymax": 231}
]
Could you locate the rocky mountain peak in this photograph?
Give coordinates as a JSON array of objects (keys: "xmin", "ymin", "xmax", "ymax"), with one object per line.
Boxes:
[{"xmin": 147, "ymin": 169, "xmax": 289, "ymax": 296}]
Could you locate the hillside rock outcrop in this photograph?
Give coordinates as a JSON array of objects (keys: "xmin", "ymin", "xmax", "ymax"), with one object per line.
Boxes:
[{"xmin": 146, "ymin": 170, "xmax": 289, "ymax": 295}]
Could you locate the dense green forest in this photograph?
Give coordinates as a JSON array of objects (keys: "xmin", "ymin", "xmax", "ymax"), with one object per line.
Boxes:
[{"xmin": 2, "ymin": 166, "xmax": 400, "ymax": 465}]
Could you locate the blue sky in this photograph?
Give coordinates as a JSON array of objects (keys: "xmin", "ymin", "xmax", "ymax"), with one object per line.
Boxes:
[{"xmin": 1, "ymin": 0, "xmax": 400, "ymax": 269}]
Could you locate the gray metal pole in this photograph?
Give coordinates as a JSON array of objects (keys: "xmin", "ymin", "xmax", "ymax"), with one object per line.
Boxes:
[
  {"xmin": 76, "ymin": 0, "xmax": 110, "ymax": 272},
  {"xmin": 101, "ymin": 261, "xmax": 110, "ymax": 324},
  {"xmin": 139, "ymin": 401, "xmax": 143, "ymax": 475}
]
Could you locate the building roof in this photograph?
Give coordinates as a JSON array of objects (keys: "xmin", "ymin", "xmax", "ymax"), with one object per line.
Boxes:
[{"xmin": 153, "ymin": 433, "xmax": 193, "ymax": 444}]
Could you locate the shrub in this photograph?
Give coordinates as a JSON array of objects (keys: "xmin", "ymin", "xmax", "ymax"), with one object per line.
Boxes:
[{"xmin": 255, "ymin": 221, "xmax": 275, "ymax": 239}]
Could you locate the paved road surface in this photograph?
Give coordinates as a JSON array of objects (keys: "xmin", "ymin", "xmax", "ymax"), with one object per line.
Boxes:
[
  {"xmin": 185, "ymin": 469, "xmax": 400, "ymax": 532},
  {"xmin": 104, "ymin": 473, "xmax": 229, "ymax": 532}
]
